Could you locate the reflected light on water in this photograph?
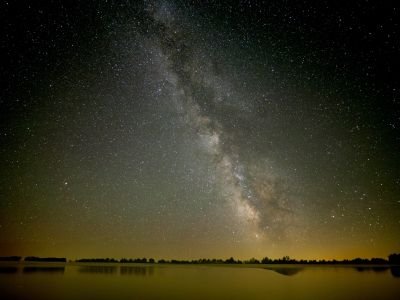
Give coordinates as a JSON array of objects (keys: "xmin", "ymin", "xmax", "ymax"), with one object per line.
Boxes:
[{"xmin": 0, "ymin": 264, "xmax": 399, "ymax": 300}]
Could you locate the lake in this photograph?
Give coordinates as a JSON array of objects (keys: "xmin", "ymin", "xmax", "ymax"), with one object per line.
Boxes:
[{"xmin": 1, "ymin": 263, "xmax": 399, "ymax": 299}]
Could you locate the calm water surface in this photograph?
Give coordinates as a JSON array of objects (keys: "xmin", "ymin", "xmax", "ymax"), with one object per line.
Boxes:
[{"xmin": 1, "ymin": 263, "xmax": 399, "ymax": 299}]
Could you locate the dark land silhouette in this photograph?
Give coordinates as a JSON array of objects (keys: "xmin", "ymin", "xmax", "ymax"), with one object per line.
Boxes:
[
  {"xmin": 265, "ymin": 267, "xmax": 304, "ymax": 276},
  {"xmin": 0, "ymin": 256, "xmax": 22, "ymax": 262},
  {"xmin": 76, "ymin": 258, "xmax": 118, "ymax": 263},
  {"xmin": 24, "ymin": 256, "xmax": 67, "ymax": 263},
  {"xmin": 119, "ymin": 254, "xmax": 399, "ymax": 265},
  {"xmin": 0, "ymin": 256, "xmax": 66, "ymax": 262},
  {"xmin": 388, "ymin": 253, "xmax": 400, "ymax": 264},
  {"xmin": 1, "ymin": 253, "xmax": 399, "ymax": 265},
  {"xmin": 23, "ymin": 266, "xmax": 65, "ymax": 273}
]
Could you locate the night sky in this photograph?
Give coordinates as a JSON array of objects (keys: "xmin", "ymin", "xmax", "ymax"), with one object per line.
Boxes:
[{"xmin": 1, "ymin": 1, "xmax": 399, "ymax": 260}]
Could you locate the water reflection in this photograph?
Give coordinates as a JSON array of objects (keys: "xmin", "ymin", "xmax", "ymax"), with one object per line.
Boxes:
[
  {"xmin": 120, "ymin": 266, "xmax": 154, "ymax": 276},
  {"xmin": 264, "ymin": 267, "xmax": 304, "ymax": 276},
  {"xmin": 23, "ymin": 266, "xmax": 65, "ymax": 274},
  {"xmin": 78, "ymin": 266, "xmax": 117, "ymax": 274},
  {"xmin": 0, "ymin": 266, "xmax": 18, "ymax": 274},
  {"xmin": 77, "ymin": 265, "xmax": 155, "ymax": 276},
  {"xmin": 353, "ymin": 266, "xmax": 400, "ymax": 278},
  {"xmin": 265, "ymin": 266, "xmax": 400, "ymax": 278},
  {"xmin": 390, "ymin": 267, "xmax": 400, "ymax": 278},
  {"xmin": 1, "ymin": 265, "xmax": 400, "ymax": 300},
  {"xmin": 354, "ymin": 266, "xmax": 389, "ymax": 272},
  {"xmin": 1, "ymin": 264, "xmax": 399, "ymax": 279}
]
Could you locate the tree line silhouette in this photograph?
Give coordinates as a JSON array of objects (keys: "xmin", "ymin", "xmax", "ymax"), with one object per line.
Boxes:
[
  {"xmin": 24, "ymin": 257, "xmax": 67, "ymax": 262},
  {"xmin": 0, "ymin": 256, "xmax": 66, "ymax": 262},
  {"xmin": 1, "ymin": 253, "xmax": 399, "ymax": 264},
  {"xmin": 73, "ymin": 253, "xmax": 400, "ymax": 265}
]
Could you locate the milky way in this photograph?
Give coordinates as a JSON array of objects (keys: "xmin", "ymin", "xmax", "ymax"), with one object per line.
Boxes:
[{"xmin": 147, "ymin": 2, "xmax": 300, "ymax": 242}]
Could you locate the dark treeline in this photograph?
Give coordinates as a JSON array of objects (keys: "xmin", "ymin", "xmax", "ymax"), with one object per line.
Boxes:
[
  {"xmin": 0, "ymin": 256, "xmax": 22, "ymax": 262},
  {"xmin": 121, "ymin": 258, "xmax": 155, "ymax": 263},
  {"xmin": 1, "ymin": 253, "xmax": 399, "ymax": 264},
  {"xmin": 24, "ymin": 257, "xmax": 66, "ymax": 262},
  {"xmin": 257, "ymin": 256, "xmax": 390, "ymax": 265},
  {"xmin": 77, "ymin": 258, "xmax": 156, "ymax": 263},
  {"xmin": 73, "ymin": 253, "xmax": 400, "ymax": 265},
  {"xmin": 76, "ymin": 258, "xmax": 118, "ymax": 263},
  {"xmin": 388, "ymin": 253, "xmax": 400, "ymax": 264},
  {"xmin": 0, "ymin": 256, "xmax": 66, "ymax": 262}
]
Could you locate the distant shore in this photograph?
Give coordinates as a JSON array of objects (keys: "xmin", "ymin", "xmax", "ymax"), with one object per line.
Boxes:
[{"xmin": 1, "ymin": 254, "xmax": 400, "ymax": 265}]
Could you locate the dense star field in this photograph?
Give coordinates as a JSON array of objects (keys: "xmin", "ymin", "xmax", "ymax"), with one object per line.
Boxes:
[{"xmin": 0, "ymin": 1, "xmax": 399, "ymax": 260}]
